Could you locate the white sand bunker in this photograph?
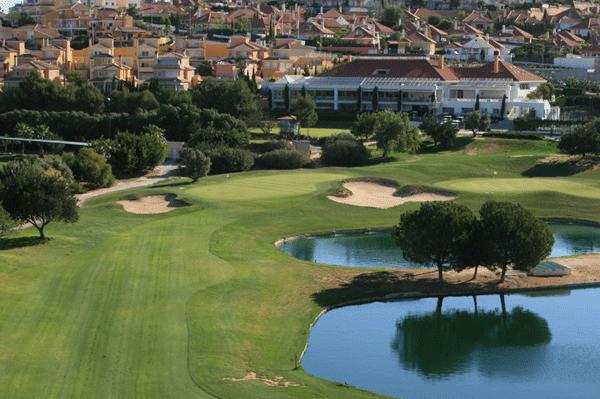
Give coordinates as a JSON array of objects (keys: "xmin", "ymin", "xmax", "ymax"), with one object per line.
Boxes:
[
  {"xmin": 328, "ymin": 182, "xmax": 456, "ymax": 209},
  {"xmin": 117, "ymin": 194, "xmax": 186, "ymax": 214}
]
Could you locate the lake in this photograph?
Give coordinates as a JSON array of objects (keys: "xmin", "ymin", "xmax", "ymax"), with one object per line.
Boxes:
[
  {"xmin": 279, "ymin": 222, "xmax": 600, "ymax": 268},
  {"xmin": 303, "ymin": 288, "xmax": 600, "ymax": 399}
]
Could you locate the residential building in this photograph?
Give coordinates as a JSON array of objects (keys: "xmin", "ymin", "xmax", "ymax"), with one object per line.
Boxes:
[{"xmin": 265, "ymin": 56, "xmax": 559, "ymax": 120}]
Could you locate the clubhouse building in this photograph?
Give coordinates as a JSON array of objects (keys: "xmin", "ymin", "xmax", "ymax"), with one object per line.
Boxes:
[{"xmin": 266, "ymin": 55, "xmax": 560, "ymax": 120}]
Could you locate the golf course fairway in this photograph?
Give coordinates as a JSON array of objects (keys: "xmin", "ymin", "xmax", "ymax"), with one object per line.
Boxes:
[{"xmin": 1, "ymin": 138, "xmax": 600, "ymax": 398}]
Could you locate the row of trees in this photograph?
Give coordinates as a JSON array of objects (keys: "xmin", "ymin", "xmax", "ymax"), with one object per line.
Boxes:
[
  {"xmin": 351, "ymin": 110, "xmax": 420, "ymax": 156},
  {"xmin": 558, "ymin": 119, "xmax": 600, "ymax": 158},
  {"xmin": 395, "ymin": 201, "xmax": 554, "ymax": 283}
]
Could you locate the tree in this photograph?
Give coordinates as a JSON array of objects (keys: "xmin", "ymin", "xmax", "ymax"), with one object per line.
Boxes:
[
  {"xmin": 381, "ymin": 6, "xmax": 404, "ymax": 27},
  {"xmin": 103, "ymin": 127, "xmax": 167, "ymax": 176},
  {"xmin": 394, "ymin": 202, "xmax": 477, "ymax": 283},
  {"xmin": 0, "ymin": 158, "xmax": 78, "ymax": 239},
  {"xmin": 357, "ymin": 86, "xmax": 362, "ymax": 111},
  {"xmin": 62, "ymin": 148, "xmax": 115, "ymax": 189},
  {"xmin": 292, "ymin": 96, "xmax": 318, "ymax": 137},
  {"xmin": 191, "ymin": 79, "xmax": 258, "ymax": 120},
  {"xmin": 283, "ymin": 84, "xmax": 290, "ymax": 112},
  {"xmin": 464, "ymin": 111, "xmax": 490, "ymax": 136},
  {"xmin": 373, "ymin": 110, "xmax": 420, "ymax": 157},
  {"xmin": 351, "ymin": 112, "xmax": 377, "ymax": 141},
  {"xmin": 527, "ymin": 82, "xmax": 555, "ymax": 101},
  {"xmin": 371, "ymin": 86, "xmax": 379, "ymax": 112},
  {"xmin": 427, "ymin": 16, "xmax": 441, "ymax": 26},
  {"xmin": 179, "ymin": 147, "xmax": 211, "ymax": 182},
  {"xmin": 478, "ymin": 201, "xmax": 553, "ymax": 283},
  {"xmin": 558, "ymin": 122, "xmax": 600, "ymax": 158},
  {"xmin": 0, "ymin": 204, "xmax": 16, "ymax": 236},
  {"xmin": 474, "ymin": 94, "xmax": 480, "ymax": 111},
  {"xmin": 500, "ymin": 94, "xmax": 507, "ymax": 120}
]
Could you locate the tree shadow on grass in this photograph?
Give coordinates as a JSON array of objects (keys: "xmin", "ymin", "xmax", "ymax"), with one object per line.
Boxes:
[
  {"xmin": 150, "ymin": 180, "xmax": 194, "ymax": 189},
  {"xmin": 312, "ymin": 271, "xmax": 500, "ymax": 308},
  {"xmin": 0, "ymin": 236, "xmax": 46, "ymax": 251},
  {"xmin": 522, "ymin": 158, "xmax": 596, "ymax": 177},
  {"xmin": 417, "ymin": 137, "xmax": 474, "ymax": 154}
]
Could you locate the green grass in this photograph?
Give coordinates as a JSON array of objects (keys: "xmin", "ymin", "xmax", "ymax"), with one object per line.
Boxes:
[
  {"xmin": 250, "ymin": 121, "xmax": 351, "ymax": 141},
  {"xmin": 1, "ymin": 138, "xmax": 600, "ymax": 398}
]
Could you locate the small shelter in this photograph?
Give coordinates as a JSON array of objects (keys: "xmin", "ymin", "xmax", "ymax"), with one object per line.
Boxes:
[{"xmin": 277, "ymin": 115, "xmax": 300, "ymax": 137}]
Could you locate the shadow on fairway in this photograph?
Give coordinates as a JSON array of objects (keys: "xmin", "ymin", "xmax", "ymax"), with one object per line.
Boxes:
[
  {"xmin": 417, "ymin": 137, "xmax": 474, "ymax": 154},
  {"xmin": 312, "ymin": 271, "xmax": 499, "ymax": 308},
  {"xmin": 522, "ymin": 159, "xmax": 595, "ymax": 177},
  {"xmin": 0, "ymin": 236, "xmax": 48, "ymax": 250}
]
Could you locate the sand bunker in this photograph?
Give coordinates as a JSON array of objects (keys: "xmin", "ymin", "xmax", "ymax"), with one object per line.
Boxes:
[
  {"xmin": 117, "ymin": 194, "xmax": 186, "ymax": 214},
  {"xmin": 328, "ymin": 182, "xmax": 456, "ymax": 209},
  {"xmin": 224, "ymin": 372, "xmax": 301, "ymax": 387}
]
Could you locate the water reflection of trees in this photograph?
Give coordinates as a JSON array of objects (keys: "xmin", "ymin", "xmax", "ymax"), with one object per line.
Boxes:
[{"xmin": 391, "ymin": 296, "xmax": 552, "ymax": 378}]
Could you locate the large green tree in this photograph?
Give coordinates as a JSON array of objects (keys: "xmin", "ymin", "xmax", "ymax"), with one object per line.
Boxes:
[
  {"xmin": 351, "ymin": 112, "xmax": 377, "ymax": 141},
  {"xmin": 292, "ymin": 96, "xmax": 318, "ymax": 137},
  {"xmin": 373, "ymin": 110, "xmax": 420, "ymax": 157},
  {"xmin": 420, "ymin": 115, "xmax": 459, "ymax": 148},
  {"xmin": 394, "ymin": 201, "xmax": 477, "ymax": 283},
  {"xmin": 478, "ymin": 201, "xmax": 554, "ymax": 283},
  {"xmin": 0, "ymin": 158, "xmax": 78, "ymax": 239},
  {"xmin": 62, "ymin": 148, "xmax": 115, "ymax": 189},
  {"xmin": 191, "ymin": 79, "xmax": 258, "ymax": 120},
  {"xmin": 558, "ymin": 121, "xmax": 600, "ymax": 158}
]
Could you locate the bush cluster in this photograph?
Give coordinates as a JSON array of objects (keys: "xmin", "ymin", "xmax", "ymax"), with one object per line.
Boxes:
[
  {"xmin": 258, "ymin": 149, "xmax": 311, "ymax": 169},
  {"xmin": 204, "ymin": 147, "xmax": 254, "ymax": 174},
  {"xmin": 321, "ymin": 135, "xmax": 369, "ymax": 166}
]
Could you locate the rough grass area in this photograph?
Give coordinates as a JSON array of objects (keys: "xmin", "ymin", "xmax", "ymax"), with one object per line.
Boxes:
[{"xmin": 0, "ymin": 138, "xmax": 599, "ymax": 398}]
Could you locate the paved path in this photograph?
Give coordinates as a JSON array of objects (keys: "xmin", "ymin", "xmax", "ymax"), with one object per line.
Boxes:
[{"xmin": 77, "ymin": 164, "xmax": 179, "ymax": 206}]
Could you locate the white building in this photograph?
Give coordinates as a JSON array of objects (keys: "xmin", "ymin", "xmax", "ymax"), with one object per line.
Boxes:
[
  {"xmin": 266, "ymin": 56, "xmax": 559, "ymax": 120},
  {"xmin": 446, "ymin": 36, "xmax": 513, "ymax": 63}
]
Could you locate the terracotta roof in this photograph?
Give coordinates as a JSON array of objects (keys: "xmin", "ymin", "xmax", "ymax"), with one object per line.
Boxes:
[
  {"xmin": 570, "ymin": 17, "xmax": 600, "ymax": 30},
  {"xmin": 413, "ymin": 8, "xmax": 459, "ymax": 21},
  {"xmin": 320, "ymin": 58, "xmax": 458, "ymax": 80},
  {"xmin": 453, "ymin": 59, "xmax": 544, "ymax": 81},
  {"xmin": 463, "ymin": 11, "xmax": 494, "ymax": 24},
  {"xmin": 320, "ymin": 57, "xmax": 544, "ymax": 82}
]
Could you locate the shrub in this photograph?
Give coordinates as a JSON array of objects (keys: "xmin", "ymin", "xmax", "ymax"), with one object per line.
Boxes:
[
  {"xmin": 101, "ymin": 127, "xmax": 167, "ymax": 176},
  {"xmin": 204, "ymin": 147, "xmax": 254, "ymax": 174},
  {"xmin": 258, "ymin": 149, "xmax": 310, "ymax": 169},
  {"xmin": 63, "ymin": 148, "xmax": 115, "ymax": 189},
  {"xmin": 248, "ymin": 140, "xmax": 292, "ymax": 154},
  {"xmin": 178, "ymin": 147, "xmax": 211, "ymax": 181},
  {"xmin": 322, "ymin": 138, "xmax": 369, "ymax": 166}
]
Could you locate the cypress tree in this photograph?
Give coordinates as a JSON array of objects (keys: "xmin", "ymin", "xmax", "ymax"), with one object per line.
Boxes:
[
  {"xmin": 474, "ymin": 93, "xmax": 480, "ymax": 111},
  {"xmin": 500, "ymin": 93, "xmax": 507, "ymax": 120},
  {"xmin": 372, "ymin": 86, "xmax": 379, "ymax": 111}
]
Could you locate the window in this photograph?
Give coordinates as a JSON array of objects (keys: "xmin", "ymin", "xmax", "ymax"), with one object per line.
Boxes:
[
  {"xmin": 520, "ymin": 84, "xmax": 530, "ymax": 90},
  {"xmin": 372, "ymin": 69, "xmax": 390, "ymax": 76}
]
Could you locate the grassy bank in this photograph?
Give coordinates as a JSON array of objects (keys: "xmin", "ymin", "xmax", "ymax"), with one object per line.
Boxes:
[{"xmin": 1, "ymin": 138, "xmax": 599, "ymax": 398}]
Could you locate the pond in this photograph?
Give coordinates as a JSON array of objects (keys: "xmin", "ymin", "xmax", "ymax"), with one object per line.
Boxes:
[
  {"xmin": 303, "ymin": 288, "xmax": 600, "ymax": 399},
  {"xmin": 279, "ymin": 222, "xmax": 600, "ymax": 268}
]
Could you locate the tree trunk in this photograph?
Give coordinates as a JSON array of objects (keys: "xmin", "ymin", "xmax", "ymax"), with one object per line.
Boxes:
[
  {"xmin": 34, "ymin": 224, "xmax": 45, "ymax": 239},
  {"xmin": 437, "ymin": 262, "xmax": 444, "ymax": 283},
  {"xmin": 499, "ymin": 263, "xmax": 508, "ymax": 283},
  {"xmin": 436, "ymin": 296, "xmax": 444, "ymax": 315},
  {"xmin": 472, "ymin": 264, "xmax": 479, "ymax": 280},
  {"xmin": 500, "ymin": 294, "xmax": 507, "ymax": 317},
  {"xmin": 473, "ymin": 295, "xmax": 478, "ymax": 314}
]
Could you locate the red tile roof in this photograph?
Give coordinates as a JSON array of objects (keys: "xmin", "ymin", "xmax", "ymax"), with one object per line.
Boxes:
[{"xmin": 320, "ymin": 58, "xmax": 545, "ymax": 82}]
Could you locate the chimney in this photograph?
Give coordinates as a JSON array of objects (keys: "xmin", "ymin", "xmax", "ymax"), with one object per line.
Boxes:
[
  {"xmin": 493, "ymin": 51, "xmax": 500, "ymax": 73},
  {"xmin": 502, "ymin": 24, "xmax": 506, "ymax": 33},
  {"xmin": 438, "ymin": 55, "xmax": 445, "ymax": 69},
  {"xmin": 119, "ymin": 55, "xmax": 123, "ymax": 65}
]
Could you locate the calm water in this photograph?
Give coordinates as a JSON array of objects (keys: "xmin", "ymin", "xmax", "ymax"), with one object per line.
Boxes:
[
  {"xmin": 279, "ymin": 223, "xmax": 600, "ymax": 268},
  {"xmin": 303, "ymin": 288, "xmax": 600, "ymax": 399}
]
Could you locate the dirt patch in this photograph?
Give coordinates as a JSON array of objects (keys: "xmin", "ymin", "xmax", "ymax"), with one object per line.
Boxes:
[
  {"xmin": 328, "ymin": 182, "xmax": 456, "ymax": 209},
  {"xmin": 224, "ymin": 372, "xmax": 301, "ymax": 387},
  {"xmin": 464, "ymin": 142, "xmax": 506, "ymax": 155},
  {"xmin": 117, "ymin": 194, "xmax": 186, "ymax": 214}
]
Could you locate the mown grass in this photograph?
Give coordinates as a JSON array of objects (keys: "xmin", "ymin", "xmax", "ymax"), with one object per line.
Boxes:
[{"xmin": 0, "ymin": 138, "xmax": 599, "ymax": 398}]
